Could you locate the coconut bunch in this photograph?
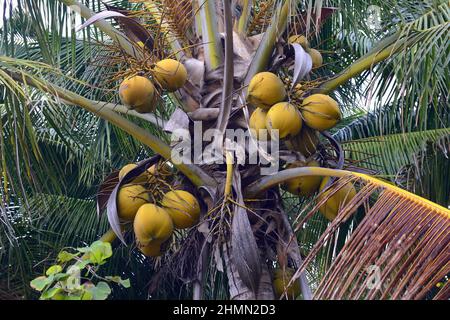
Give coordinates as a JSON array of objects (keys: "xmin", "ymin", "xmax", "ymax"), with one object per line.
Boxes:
[
  {"xmin": 114, "ymin": 161, "xmax": 201, "ymax": 257},
  {"xmin": 119, "ymin": 59, "xmax": 188, "ymax": 113},
  {"xmin": 111, "ymin": 28, "xmax": 355, "ymax": 299},
  {"xmin": 115, "ymin": 54, "xmax": 203, "ymax": 257},
  {"xmin": 247, "ymin": 34, "xmax": 354, "ymax": 222}
]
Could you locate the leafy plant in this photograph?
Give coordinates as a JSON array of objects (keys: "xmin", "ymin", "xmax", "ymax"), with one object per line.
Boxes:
[{"xmin": 30, "ymin": 241, "xmax": 130, "ymax": 300}]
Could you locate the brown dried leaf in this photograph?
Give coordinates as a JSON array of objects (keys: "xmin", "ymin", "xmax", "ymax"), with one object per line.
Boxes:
[{"xmin": 231, "ymin": 171, "xmax": 262, "ymax": 294}]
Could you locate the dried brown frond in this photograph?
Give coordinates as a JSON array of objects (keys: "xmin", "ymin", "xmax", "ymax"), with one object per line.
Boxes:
[{"xmin": 290, "ymin": 175, "xmax": 450, "ymax": 300}]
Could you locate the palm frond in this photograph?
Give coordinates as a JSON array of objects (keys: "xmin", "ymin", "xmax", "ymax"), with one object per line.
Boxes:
[
  {"xmin": 341, "ymin": 128, "xmax": 450, "ymax": 178},
  {"xmin": 294, "ymin": 174, "xmax": 450, "ymax": 299},
  {"xmin": 247, "ymin": 167, "xmax": 450, "ymax": 299},
  {"xmin": 396, "ymin": 136, "xmax": 450, "ymax": 207}
]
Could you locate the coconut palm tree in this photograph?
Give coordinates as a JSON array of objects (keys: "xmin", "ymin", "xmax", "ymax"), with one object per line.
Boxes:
[{"xmin": 0, "ymin": 0, "xmax": 449, "ymax": 300}]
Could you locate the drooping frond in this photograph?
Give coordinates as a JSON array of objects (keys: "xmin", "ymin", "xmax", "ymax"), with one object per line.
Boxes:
[
  {"xmin": 248, "ymin": 167, "xmax": 450, "ymax": 299},
  {"xmin": 294, "ymin": 173, "xmax": 450, "ymax": 299}
]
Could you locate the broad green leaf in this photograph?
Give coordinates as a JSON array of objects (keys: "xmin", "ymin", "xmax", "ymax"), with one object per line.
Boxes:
[
  {"xmin": 58, "ymin": 250, "xmax": 76, "ymax": 263},
  {"xmin": 53, "ymin": 273, "xmax": 70, "ymax": 282},
  {"xmin": 30, "ymin": 276, "xmax": 53, "ymax": 292},
  {"xmin": 105, "ymin": 276, "xmax": 131, "ymax": 288},
  {"xmin": 66, "ymin": 265, "xmax": 81, "ymax": 275},
  {"xmin": 65, "ymin": 294, "xmax": 83, "ymax": 300},
  {"xmin": 89, "ymin": 281, "xmax": 111, "ymax": 300},
  {"xmin": 120, "ymin": 279, "xmax": 131, "ymax": 288},
  {"xmin": 81, "ymin": 290, "xmax": 94, "ymax": 300},
  {"xmin": 65, "ymin": 265, "xmax": 81, "ymax": 290},
  {"xmin": 74, "ymin": 259, "xmax": 91, "ymax": 270},
  {"xmin": 89, "ymin": 241, "xmax": 113, "ymax": 265},
  {"xmin": 46, "ymin": 265, "xmax": 63, "ymax": 276},
  {"xmin": 41, "ymin": 287, "xmax": 62, "ymax": 300}
]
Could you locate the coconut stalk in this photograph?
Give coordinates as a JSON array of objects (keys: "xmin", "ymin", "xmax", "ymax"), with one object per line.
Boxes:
[
  {"xmin": 4, "ymin": 67, "xmax": 214, "ymax": 188},
  {"xmin": 245, "ymin": 166, "xmax": 450, "ymax": 214},
  {"xmin": 193, "ymin": 0, "xmax": 234, "ymax": 300},
  {"xmin": 192, "ymin": 1, "xmax": 234, "ymax": 297},
  {"xmin": 197, "ymin": 0, "xmax": 223, "ymax": 70}
]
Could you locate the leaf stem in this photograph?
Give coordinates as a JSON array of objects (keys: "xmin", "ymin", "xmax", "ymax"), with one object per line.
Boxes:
[
  {"xmin": 197, "ymin": 0, "xmax": 223, "ymax": 70},
  {"xmin": 237, "ymin": 0, "xmax": 252, "ymax": 34},
  {"xmin": 316, "ymin": 32, "xmax": 416, "ymax": 94},
  {"xmin": 245, "ymin": 167, "xmax": 450, "ymax": 216},
  {"xmin": 216, "ymin": 0, "xmax": 234, "ymax": 135},
  {"xmin": 242, "ymin": 0, "xmax": 292, "ymax": 90}
]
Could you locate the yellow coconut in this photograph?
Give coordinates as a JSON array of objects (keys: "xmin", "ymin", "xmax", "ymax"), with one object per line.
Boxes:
[
  {"xmin": 273, "ymin": 268, "xmax": 300, "ymax": 299},
  {"xmin": 138, "ymin": 240, "xmax": 163, "ymax": 257},
  {"xmin": 161, "ymin": 190, "xmax": 200, "ymax": 229},
  {"xmin": 153, "ymin": 59, "xmax": 187, "ymax": 92},
  {"xmin": 301, "ymin": 94, "xmax": 341, "ymax": 131},
  {"xmin": 285, "ymin": 126, "xmax": 319, "ymax": 157},
  {"xmin": 249, "ymin": 107, "xmax": 269, "ymax": 140},
  {"xmin": 283, "ymin": 160, "xmax": 322, "ymax": 197},
  {"xmin": 119, "ymin": 163, "xmax": 154, "ymax": 184},
  {"xmin": 119, "ymin": 76, "xmax": 156, "ymax": 113},
  {"xmin": 266, "ymin": 102, "xmax": 302, "ymax": 139},
  {"xmin": 288, "ymin": 34, "xmax": 310, "ymax": 50},
  {"xmin": 119, "ymin": 164, "xmax": 137, "ymax": 180},
  {"xmin": 247, "ymin": 72, "xmax": 287, "ymax": 110},
  {"xmin": 318, "ymin": 177, "xmax": 357, "ymax": 221},
  {"xmin": 117, "ymin": 184, "xmax": 150, "ymax": 221},
  {"xmin": 133, "ymin": 203, "xmax": 173, "ymax": 246},
  {"xmin": 309, "ymin": 48, "xmax": 323, "ymax": 68}
]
